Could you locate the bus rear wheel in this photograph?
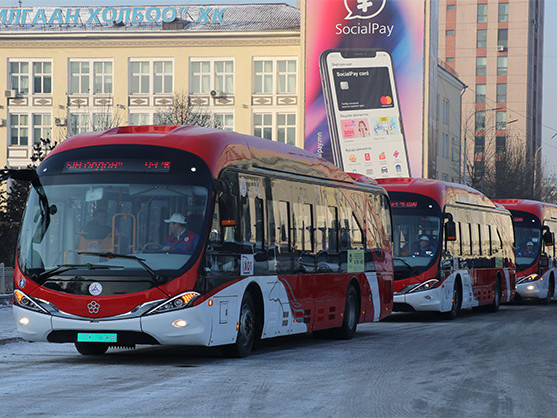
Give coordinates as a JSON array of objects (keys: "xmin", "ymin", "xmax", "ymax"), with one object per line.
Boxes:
[
  {"xmin": 487, "ymin": 279, "xmax": 502, "ymax": 313},
  {"xmin": 544, "ymin": 278, "xmax": 555, "ymax": 304},
  {"xmin": 223, "ymin": 292, "xmax": 256, "ymax": 358},
  {"xmin": 332, "ymin": 285, "xmax": 359, "ymax": 339},
  {"xmin": 74, "ymin": 342, "xmax": 109, "ymax": 355}
]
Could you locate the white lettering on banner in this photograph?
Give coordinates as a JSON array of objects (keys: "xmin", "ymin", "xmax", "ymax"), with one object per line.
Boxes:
[
  {"xmin": 335, "ymin": 22, "xmax": 394, "ymax": 37},
  {"xmin": 0, "ymin": 6, "xmax": 227, "ymax": 26}
]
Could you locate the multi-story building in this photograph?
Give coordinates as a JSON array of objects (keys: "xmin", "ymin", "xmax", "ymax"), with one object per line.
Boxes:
[
  {"xmin": 438, "ymin": 0, "xmax": 544, "ymax": 187},
  {"xmin": 0, "ymin": 4, "xmax": 301, "ymax": 168}
]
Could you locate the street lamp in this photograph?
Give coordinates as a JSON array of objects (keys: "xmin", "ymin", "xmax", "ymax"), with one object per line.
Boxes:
[
  {"xmin": 534, "ymin": 132, "xmax": 557, "ymax": 200},
  {"xmin": 462, "ymin": 107, "xmax": 502, "ymax": 185}
]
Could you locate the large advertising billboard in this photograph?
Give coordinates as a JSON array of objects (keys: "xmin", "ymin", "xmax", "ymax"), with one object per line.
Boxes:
[{"xmin": 305, "ymin": 0, "xmax": 428, "ymax": 178}]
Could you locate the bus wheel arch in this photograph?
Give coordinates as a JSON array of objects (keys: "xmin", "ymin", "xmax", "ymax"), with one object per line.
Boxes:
[
  {"xmin": 444, "ymin": 276, "xmax": 462, "ymax": 320},
  {"xmin": 487, "ymin": 275, "xmax": 502, "ymax": 313},
  {"xmin": 223, "ymin": 282, "xmax": 263, "ymax": 358},
  {"xmin": 333, "ymin": 278, "xmax": 360, "ymax": 340}
]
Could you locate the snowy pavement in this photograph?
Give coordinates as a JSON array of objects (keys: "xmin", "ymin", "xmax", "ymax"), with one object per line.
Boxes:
[{"xmin": 0, "ymin": 303, "xmax": 19, "ymax": 342}]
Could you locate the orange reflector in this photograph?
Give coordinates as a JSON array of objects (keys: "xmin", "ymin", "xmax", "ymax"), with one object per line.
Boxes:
[
  {"xmin": 236, "ymin": 322, "xmax": 240, "ymax": 331},
  {"xmin": 221, "ymin": 220, "xmax": 236, "ymax": 226},
  {"xmin": 208, "ymin": 299, "xmax": 213, "ymax": 306}
]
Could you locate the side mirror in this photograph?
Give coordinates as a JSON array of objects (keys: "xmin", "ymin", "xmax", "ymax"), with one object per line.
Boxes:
[
  {"xmin": 443, "ymin": 213, "xmax": 456, "ymax": 242},
  {"xmin": 215, "ymin": 178, "xmax": 238, "ymax": 228},
  {"xmin": 543, "ymin": 226, "xmax": 554, "ymax": 247}
]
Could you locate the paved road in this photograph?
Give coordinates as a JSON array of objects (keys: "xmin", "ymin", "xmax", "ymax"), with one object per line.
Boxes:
[{"xmin": 0, "ymin": 302, "xmax": 556, "ymax": 417}]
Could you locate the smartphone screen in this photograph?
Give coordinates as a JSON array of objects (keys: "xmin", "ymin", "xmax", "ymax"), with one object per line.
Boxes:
[{"xmin": 320, "ymin": 49, "xmax": 410, "ymax": 177}]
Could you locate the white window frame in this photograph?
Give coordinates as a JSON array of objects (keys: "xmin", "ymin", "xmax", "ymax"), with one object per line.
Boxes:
[
  {"xmin": 69, "ymin": 61, "xmax": 91, "ymax": 95},
  {"xmin": 189, "ymin": 58, "xmax": 234, "ymax": 95},
  {"xmin": 128, "ymin": 113, "xmax": 151, "ymax": 126},
  {"xmin": 32, "ymin": 113, "xmax": 52, "ymax": 145},
  {"xmin": 93, "ymin": 61, "xmax": 113, "ymax": 94},
  {"xmin": 253, "ymin": 111, "xmax": 297, "ymax": 145},
  {"xmin": 9, "ymin": 60, "xmax": 51, "ymax": 95},
  {"xmin": 253, "ymin": 57, "xmax": 298, "ymax": 95},
  {"xmin": 214, "ymin": 113, "xmax": 234, "ymax": 131},
  {"xmin": 69, "ymin": 113, "xmax": 91, "ymax": 135},
  {"xmin": 32, "ymin": 61, "xmax": 52, "ymax": 94},
  {"xmin": 277, "ymin": 112, "xmax": 296, "ymax": 145},
  {"xmin": 153, "ymin": 61, "xmax": 174, "ymax": 94},
  {"xmin": 9, "ymin": 113, "xmax": 29, "ymax": 146}
]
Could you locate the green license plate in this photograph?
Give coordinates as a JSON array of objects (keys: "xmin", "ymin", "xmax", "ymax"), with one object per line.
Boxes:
[{"xmin": 77, "ymin": 333, "xmax": 117, "ymax": 343}]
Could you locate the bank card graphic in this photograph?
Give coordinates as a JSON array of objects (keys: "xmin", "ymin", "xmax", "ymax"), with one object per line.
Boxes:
[{"xmin": 319, "ymin": 48, "xmax": 410, "ymax": 176}]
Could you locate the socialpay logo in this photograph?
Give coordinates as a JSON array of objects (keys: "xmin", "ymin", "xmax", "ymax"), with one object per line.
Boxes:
[{"xmin": 345, "ymin": 0, "xmax": 387, "ymax": 20}]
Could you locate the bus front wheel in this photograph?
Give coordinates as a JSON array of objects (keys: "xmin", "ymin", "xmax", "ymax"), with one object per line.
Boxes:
[
  {"xmin": 487, "ymin": 279, "xmax": 502, "ymax": 313},
  {"xmin": 443, "ymin": 280, "xmax": 461, "ymax": 320},
  {"xmin": 223, "ymin": 292, "xmax": 256, "ymax": 358}
]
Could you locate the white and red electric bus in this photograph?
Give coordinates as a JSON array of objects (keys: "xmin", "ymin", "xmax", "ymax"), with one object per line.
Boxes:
[
  {"xmin": 494, "ymin": 199, "xmax": 556, "ymax": 303},
  {"xmin": 376, "ymin": 178, "xmax": 515, "ymax": 319},
  {"xmin": 7, "ymin": 125, "xmax": 393, "ymax": 356}
]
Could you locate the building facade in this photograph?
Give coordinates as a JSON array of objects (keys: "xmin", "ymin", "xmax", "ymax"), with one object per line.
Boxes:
[
  {"xmin": 0, "ymin": 5, "xmax": 301, "ymax": 168},
  {"xmin": 438, "ymin": 0, "xmax": 544, "ymax": 186}
]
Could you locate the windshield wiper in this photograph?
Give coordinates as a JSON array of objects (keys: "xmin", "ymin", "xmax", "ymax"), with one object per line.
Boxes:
[
  {"xmin": 35, "ymin": 263, "xmax": 122, "ymax": 282},
  {"xmin": 76, "ymin": 251, "xmax": 161, "ymax": 285},
  {"xmin": 393, "ymin": 257, "xmax": 418, "ymax": 274}
]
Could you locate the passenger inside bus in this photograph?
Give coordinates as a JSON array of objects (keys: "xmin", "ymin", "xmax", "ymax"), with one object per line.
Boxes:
[
  {"xmin": 161, "ymin": 213, "xmax": 200, "ymax": 254},
  {"xmin": 84, "ymin": 209, "xmax": 112, "ymax": 240},
  {"xmin": 411, "ymin": 235, "xmax": 434, "ymax": 257}
]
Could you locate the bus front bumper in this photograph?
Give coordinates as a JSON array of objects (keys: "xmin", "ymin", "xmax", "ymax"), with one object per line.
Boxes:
[
  {"xmin": 13, "ymin": 303, "xmax": 213, "ymax": 347},
  {"xmin": 393, "ymin": 288, "xmax": 443, "ymax": 312},
  {"xmin": 516, "ymin": 280, "xmax": 547, "ymax": 300}
]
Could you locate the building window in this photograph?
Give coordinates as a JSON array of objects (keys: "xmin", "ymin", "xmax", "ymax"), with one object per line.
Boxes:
[
  {"xmin": 498, "ymin": 29, "xmax": 508, "ymax": 49},
  {"xmin": 476, "ymin": 29, "xmax": 487, "ymax": 49},
  {"xmin": 497, "ymin": 56, "xmax": 508, "ymax": 75},
  {"xmin": 190, "ymin": 59, "xmax": 233, "ymax": 95},
  {"xmin": 33, "ymin": 114, "xmax": 51, "ymax": 144},
  {"xmin": 92, "ymin": 112, "xmax": 113, "ymax": 131},
  {"xmin": 446, "ymin": 30, "xmax": 455, "ymax": 36},
  {"xmin": 277, "ymin": 113, "xmax": 296, "ymax": 145},
  {"xmin": 495, "ymin": 136, "xmax": 506, "ymax": 160},
  {"xmin": 9, "ymin": 62, "xmax": 29, "ymax": 95},
  {"xmin": 277, "ymin": 60, "xmax": 297, "ymax": 94},
  {"xmin": 214, "ymin": 113, "xmax": 234, "ymax": 131},
  {"xmin": 9, "ymin": 114, "xmax": 29, "ymax": 146},
  {"xmin": 214, "ymin": 61, "xmax": 234, "ymax": 94},
  {"xmin": 442, "ymin": 99, "xmax": 449, "ymax": 125},
  {"xmin": 130, "ymin": 60, "xmax": 173, "ymax": 95},
  {"xmin": 476, "ymin": 57, "xmax": 487, "ymax": 75},
  {"xmin": 70, "ymin": 60, "xmax": 113, "ymax": 95},
  {"xmin": 129, "ymin": 113, "xmax": 150, "ymax": 125},
  {"xmin": 446, "ymin": 57, "xmax": 455, "ymax": 63},
  {"xmin": 498, "ymin": 3, "xmax": 509, "ymax": 23},
  {"xmin": 130, "ymin": 61, "xmax": 151, "ymax": 94},
  {"xmin": 448, "ymin": 5, "xmax": 455, "ymax": 10},
  {"xmin": 94, "ymin": 62, "xmax": 113, "ymax": 94},
  {"xmin": 254, "ymin": 58, "xmax": 297, "ymax": 94},
  {"xmin": 153, "ymin": 61, "xmax": 173, "ymax": 94},
  {"xmin": 254, "ymin": 60, "xmax": 274, "ymax": 94},
  {"xmin": 474, "ymin": 136, "xmax": 485, "ymax": 154},
  {"xmin": 476, "ymin": 84, "xmax": 486, "ymax": 103},
  {"xmin": 496, "ymin": 84, "xmax": 507, "ymax": 103},
  {"xmin": 475, "ymin": 111, "xmax": 486, "ymax": 131},
  {"xmin": 477, "ymin": 4, "xmax": 488, "ymax": 23},
  {"xmin": 442, "ymin": 133, "xmax": 449, "ymax": 159},
  {"xmin": 451, "ymin": 137, "xmax": 460, "ymax": 162},
  {"xmin": 253, "ymin": 113, "xmax": 273, "ymax": 139},
  {"xmin": 191, "ymin": 61, "xmax": 210, "ymax": 94},
  {"xmin": 69, "ymin": 114, "xmax": 90, "ymax": 135},
  {"xmin": 70, "ymin": 62, "xmax": 90, "ymax": 94},
  {"xmin": 496, "ymin": 111, "xmax": 507, "ymax": 130},
  {"xmin": 33, "ymin": 62, "xmax": 52, "ymax": 94}
]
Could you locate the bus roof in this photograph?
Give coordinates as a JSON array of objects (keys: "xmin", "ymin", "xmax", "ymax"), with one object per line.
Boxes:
[
  {"xmin": 493, "ymin": 199, "xmax": 557, "ymax": 222},
  {"xmin": 47, "ymin": 125, "xmax": 358, "ymax": 184},
  {"xmin": 376, "ymin": 177, "xmax": 497, "ymax": 209}
]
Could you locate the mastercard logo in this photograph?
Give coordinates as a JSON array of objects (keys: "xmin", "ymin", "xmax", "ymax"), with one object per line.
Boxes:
[{"xmin": 380, "ymin": 96, "xmax": 393, "ymax": 105}]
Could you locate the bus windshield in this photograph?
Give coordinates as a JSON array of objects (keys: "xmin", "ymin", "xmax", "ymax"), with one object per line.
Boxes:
[
  {"xmin": 389, "ymin": 192, "xmax": 442, "ymax": 280},
  {"xmin": 511, "ymin": 210, "xmax": 541, "ymax": 271},
  {"xmin": 17, "ymin": 145, "xmax": 211, "ymax": 289}
]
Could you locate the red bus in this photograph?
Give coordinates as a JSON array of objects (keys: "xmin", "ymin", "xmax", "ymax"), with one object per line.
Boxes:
[
  {"xmin": 493, "ymin": 199, "xmax": 556, "ymax": 303},
  {"xmin": 8, "ymin": 125, "xmax": 393, "ymax": 356},
  {"xmin": 376, "ymin": 178, "xmax": 515, "ymax": 319}
]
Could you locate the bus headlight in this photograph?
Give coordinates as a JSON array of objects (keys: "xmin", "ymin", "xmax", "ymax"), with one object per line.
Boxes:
[
  {"xmin": 517, "ymin": 274, "xmax": 541, "ymax": 284},
  {"xmin": 145, "ymin": 291, "xmax": 200, "ymax": 315},
  {"xmin": 13, "ymin": 290, "xmax": 48, "ymax": 314},
  {"xmin": 408, "ymin": 279, "xmax": 439, "ymax": 293}
]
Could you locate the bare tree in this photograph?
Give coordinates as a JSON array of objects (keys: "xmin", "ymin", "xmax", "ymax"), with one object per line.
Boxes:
[{"xmin": 155, "ymin": 91, "xmax": 220, "ymax": 128}]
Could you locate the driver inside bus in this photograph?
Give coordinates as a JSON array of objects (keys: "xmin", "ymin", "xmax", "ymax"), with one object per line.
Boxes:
[
  {"xmin": 412, "ymin": 235, "xmax": 434, "ymax": 257},
  {"xmin": 161, "ymin": 213, "xmax": 200, "ymax": 254},
  {"xmin": 519, "ymin": 241, "xmax": 537, "ymax": 257}
]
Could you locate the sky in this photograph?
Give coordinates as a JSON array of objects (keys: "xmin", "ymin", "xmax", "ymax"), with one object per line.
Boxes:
[{"xmin": 5, "ymin": 0, "xmax": 556, "ymax": 177}]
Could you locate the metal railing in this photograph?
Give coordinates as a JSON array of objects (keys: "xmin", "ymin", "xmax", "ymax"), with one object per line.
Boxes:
[{"xmin": 0, "ymin": 263, "xmax": 14, "ymax": 295}]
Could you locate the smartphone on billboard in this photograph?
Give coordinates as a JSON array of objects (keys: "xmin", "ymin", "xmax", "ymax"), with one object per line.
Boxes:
[{"xmin": 319, "ymin": 49, "xmax": 410, "ymax": 178}]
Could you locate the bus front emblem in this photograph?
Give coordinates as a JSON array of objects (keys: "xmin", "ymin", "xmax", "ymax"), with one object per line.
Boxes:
[
  {"xmin": 89, "ymin": 282, "xmax": 103, "ymax": 296},
  {"xmin": 87, "ymin": 301, "xmax": 100, "ymax": 314}
]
